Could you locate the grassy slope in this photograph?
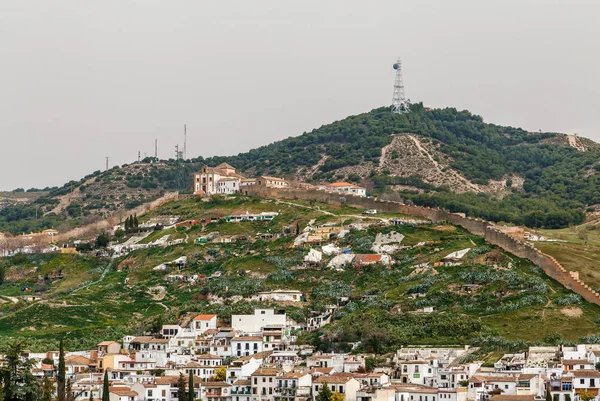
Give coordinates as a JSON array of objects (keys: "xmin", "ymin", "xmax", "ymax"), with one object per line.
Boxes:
[{"xmin": 0, "ymin": 197, "xmax": 599, "ymax": 350}]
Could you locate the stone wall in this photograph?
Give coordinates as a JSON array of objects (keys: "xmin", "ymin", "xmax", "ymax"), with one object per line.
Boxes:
[
  {"xmin": 245, "ymin": 186, "xmax": 600, "ymax": 306},
  {"xmin": 55, "ymin": 192, "xmax": 180, "ymax": 242}
]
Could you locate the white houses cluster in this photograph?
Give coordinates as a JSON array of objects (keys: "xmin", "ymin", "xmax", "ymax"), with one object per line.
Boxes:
[{"xmin": 19, "ymin": 309, "xmax": 600, "ymax": 401}]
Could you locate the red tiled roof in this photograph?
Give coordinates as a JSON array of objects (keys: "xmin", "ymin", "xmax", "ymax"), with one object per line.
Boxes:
[{"xmin": 194, "ymin": 314, "xmax": 217, "ymax": 321}]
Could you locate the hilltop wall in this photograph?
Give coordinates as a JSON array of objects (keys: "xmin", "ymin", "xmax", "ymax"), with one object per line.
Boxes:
[
  {"xmin": 55, "ymin": 192, "xmax": 180, "ymax": 242},
  {"xmin": 246, "ymin": 186, "xmax": 600, "ymax": 306}
]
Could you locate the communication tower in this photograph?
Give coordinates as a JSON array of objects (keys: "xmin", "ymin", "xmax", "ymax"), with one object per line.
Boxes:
[{"xmin": 392, "ymin": 58, "xmax": 410, "ymax": 114}]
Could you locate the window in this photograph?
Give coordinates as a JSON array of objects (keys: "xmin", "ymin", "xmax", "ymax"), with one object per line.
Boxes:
[
  {"xmin": 581, "ymin": 379, "xmax": 585, "ymax": 384},
  {"xmin": 505, "ymin": 385, "xmax": 508, "ymax": 389},
  {"xmin": 149, "ymin": 391, "xmax": 153, "ymax": 397}
]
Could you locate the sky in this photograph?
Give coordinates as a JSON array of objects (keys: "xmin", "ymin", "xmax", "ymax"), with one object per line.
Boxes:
[{"xmin": 1, "ymin": 0, "xmax": 599, "ymax": 190}]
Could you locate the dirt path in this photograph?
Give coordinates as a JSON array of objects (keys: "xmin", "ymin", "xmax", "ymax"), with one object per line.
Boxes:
[
  {"xmin": 47, "ymin": 177, "xmax": 97, "ymax": 215},
  {"xmin": 276, "ymin": 200, "xmax": 387, "ymax": 222},
  {"xmin": 407, "ymin": 135, "xmax": 480, "ymax": 192},
  {"xmin": 568, "ymin": 135, "xmax": 586, "ymax": 152}
]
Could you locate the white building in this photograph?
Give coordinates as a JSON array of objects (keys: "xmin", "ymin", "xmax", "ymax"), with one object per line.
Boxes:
[
  {"xmin": 256, "ymin": 290, "xmax": 303, "ymax": 303},
  {"xmin": 193, "ymin": 314, "xmax": 218, "ymax": 334},
  {"xmin": 194, "ymin": 163, "xmax": 243, "ymax": 195},
  {"xmin": 232, "ymin": 309, "xmax": 287, "ymax": 333},
  {"xmin": 217, "ymin": 177, "xmax": 242, "ymax": 195},
  {"xmin": 322, "ymin": 182, "xmax": 367, "ymax": 197},
  {"xmin": 232, "ymin": 336, "xmax": 264, "ymax": 358}
]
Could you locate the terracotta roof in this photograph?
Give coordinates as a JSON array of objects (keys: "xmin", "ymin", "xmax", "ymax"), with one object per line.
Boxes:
[
  {"xmin": 216, "ymin": 163, "xmax": 236, "ymax": 170},
  {"xmin": 260, "ymin": 176, "xmax": 286, "ymax": 181},
  {"xmin": 354, "ymin": 254, "xmax": 382, "ymax": 264},
  {"xmin": 203, "ymin": 382, "xmax": 231, "ymax": 388},
  {"xmin": 311, "ymin": 367, "xmax": 336, "ymax": 374},
  {"xmin": 130, "ymin": 336, "xmax": 169, "ymax": 343},
  {"xmin": 66, "ymin": 355, "xmax": 91, "ymax": 365},
  {"xmin": 562, "ymin": 359, "xmax": 591, "ymax": 365},
  {"xmin": 327, "ymin": 182, "xmax": 357, "ymax": 188},
  {"xmin": 314, "ymin": 376, "xmax": 353, "ymax": 384},
  {"xmin": 400, "ymin": 360, "xmax": 429, "ymax": 365},
  {"xmin": 517, "ymin": 374, "xmax": 537, "ymax": 380},
  {"xmin": 571, "ymin": 370, "xmax": 600, "ymax": 378},
  {"xmin": 41, "ymin": 364, "xmax": 53, "ymax": 370},
  {"xmin": 111, "ymin": 389, "xmax": 138, "ymax": 397},
  {"xmin": 232, "ymin": 336, "xmax": 263, "ymax": 341},
  {"xmin": 251, "ymin": 368, "xmax": 280, "ymax": 377},
  {"xmin": 280, "ymin": 372, "xmax": 309, "ymax": 379},
  {"xmin": 98, "ymin": 341, "xmax": 120, "ymax": 346},
  {"xmin": 471, "ymin": 375, "xmax": 517, "ymax": 383},
  {"xmin": 197, "ymin": 354, "xmax": 223, "ymax": 360},
  {"xmin": 234, "ymin": 379, "xmax": 251, "ymax": 386},
  {"xmin": 237, "ymin": 351, "xmax": 273, "ymax": 362},
  {"xmin": 490, "ymin": 396, "xmax": 536, "ymax": 401},
  {"xmin": 194, "ymin": 314, "xmax": 217, "ymax": 321}
]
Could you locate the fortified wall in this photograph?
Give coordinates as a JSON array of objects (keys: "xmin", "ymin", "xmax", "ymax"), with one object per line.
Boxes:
[
  {"xmin": 55, "ymin": 192, "xmax": 180, "ymax": 242},
  {"xmin": 246, "ymin": 186, "xmax": 600, "ymax": 307}
]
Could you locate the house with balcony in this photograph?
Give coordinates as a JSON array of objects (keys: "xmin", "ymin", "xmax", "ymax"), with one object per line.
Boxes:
[
  {"xmin": 232, "ymin": 379, "xmax": 253, "ymax": 401},
  {"xmin": 193, "ymin": 314, "xmax": 218, "ymax": 335},
  {"xmin": 397, "ymin": 361, "xmax": 434, "ymax": 385},
  {"xmin": 251, "ymin": 368, "xmax": 282, "ymax": 401},
  {"xmin": 275, "ymin": 372, "xmax": 312, "ymax": 401},
  {"xmin": 232, "ymin": 336, "xmax": 264, "ymax": 358},
  {"xmin": 570, "ymin": 370, "xmax": 600, "ymax": 398},
  {"xmin": 312, "ymin": 375, "xmax": 360, "ymax": 401},
  {"xmin": 201, "ymin": 381, "xmax": 232, "ymax": 401}
]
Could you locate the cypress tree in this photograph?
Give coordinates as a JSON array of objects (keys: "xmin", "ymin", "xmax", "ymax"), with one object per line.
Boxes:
[
  {"xmin": 67, "ymin": 378, "xmax": 74, "ymax": 401},
  {"xmin": 188, "ymin": 370, "xmax": 194, "ymax": 401},
  {"xmin": 133, "ymin": 214, "xmax": 139, "ymax": 228},
  {"xmin": 102, "ymin": 371, "xmax": 110, "ymax": 401},
  {"xmin": 57, "ymin": 339, "xmax": 66, "ymax": 401},
  {"xmin": 177, "ymin": 373, "xmax": 187, "ymax": 401}
]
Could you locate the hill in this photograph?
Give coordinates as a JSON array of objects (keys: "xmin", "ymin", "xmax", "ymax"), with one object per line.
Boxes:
[
  {"xmin": 3, "ymin": 104, "xmax": 600, "ymax": 234},
  {"xmin": 0, "ymin": 196, "xmax": 599, "ymax": 352}
]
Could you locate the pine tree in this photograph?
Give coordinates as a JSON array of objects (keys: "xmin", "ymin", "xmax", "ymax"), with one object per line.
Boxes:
[
  {"xmin": 57, "ymin": 339, "xmax": 66, "ymax": 401},
  {"xmin": 316, "ymin": 384, "xmax": 333, "ymax": 401},
  {"xmin": 177, "ymin": 373, "xmax": 187, "ymax": 401},
  {"xmin": 102, "ymin": 371, "xmax": 110, "ymax": 401},
  {"xmin": 188, "ymin": 370, "xmax": 194, "ymax": 401}
]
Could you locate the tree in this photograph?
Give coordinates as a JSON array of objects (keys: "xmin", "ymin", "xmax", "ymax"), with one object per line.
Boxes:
[
  {"xmin": 546, "ymin": 387, "xmax": 552, "ymax": 401},
  {"xmin": 57, "ymin": 339, "xmax": 66, "ymax": 401},
  {"xmin": 114, "ymin": 229, "xmax": 125, "ymax": 242},
  {"xmin": 95, "ymin": 233, "xmax": 110, "ymax": 248},
  {"xmin": 365, "ymin": 357, "xmax": 377, "ymax": 373},
  {"xmin": 188, "ymin": 370, "xmax": 194, "ymax": 401},
  {"xmin": 40, "ymin": 376, "xmax": 54, "ymax": 401},
  {"xmin": 596, "ymin": 361, "xmax": 600, "ymax": 371},
  {"xmin": 316, "ymin": 384, "xmax": 333, "ymax": 401},
  {"xmin": 330, "ymin": 392, "xmax": 345, "ymax": 401},
  {"xmin": 580, "ymin": 391, "xmax": 595, "ymax": 401},
  {"xmin": 66, "ymin": 379, "xmax": 74, "ymax": 401},
  {"xmin": 102, "ymin": 371, "xmax": 110, "ymax": 401},
  {"xmin": 177, "ymin": 373, "xmax": 187, "ymax": 401},
  {"xmin": 214, "ymin": 366, "xmax": 226, "ymax": 382},
  {"xmin": 89, "ymin": 386, "xmax": 94, "ymax": 401},
  {"xmin": 133, "ymin": 215, "xmax": 139, "ymax": 228},
  {"xmin": 1, "ymin": 341, "xmax": 38, "ymax": 401}
]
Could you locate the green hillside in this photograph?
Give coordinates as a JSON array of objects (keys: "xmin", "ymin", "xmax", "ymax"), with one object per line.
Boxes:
[
  {"xmin": 0, "ymin": 196, "xmax": 599, "ymax": 352},
  {"xmin": 3, "ymin": 105, "xmax": 600, "ymax": 233}
]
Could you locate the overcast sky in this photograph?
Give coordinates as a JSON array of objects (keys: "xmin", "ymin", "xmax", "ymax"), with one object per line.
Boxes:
[{"xmin": 1, "ymin": 0, "xmax": 599, "ymax": 190}]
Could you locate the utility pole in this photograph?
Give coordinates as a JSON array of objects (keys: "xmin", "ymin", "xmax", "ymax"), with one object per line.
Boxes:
[{"xmin": 183, "ymin": 124, "xmax": 187, "ymax": 160}]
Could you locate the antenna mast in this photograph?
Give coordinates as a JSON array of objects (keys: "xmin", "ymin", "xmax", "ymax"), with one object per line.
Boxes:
[
  {"xmin": 105, "ymin": 157, "xmax": 109, "ymax": 171},
  {"xmin": 392, "ymin": 58, "xmax": 410, "ymax": 114},
  {"xmin": 183, "ymin": 124, "xmax": 187, "ymax": 160},
  {"xmin": 155, "ymin": 139, "xmax": 158, "ymax": 159}
]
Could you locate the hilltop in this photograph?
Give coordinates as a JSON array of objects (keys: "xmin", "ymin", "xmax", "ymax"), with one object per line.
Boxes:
[
  {"xmin": 3, "ymin": 104, "xmax": 600, "ymax": 234},
  {"xmin": 0, "ymin": 196, "xmax": 599, "ymax": 352}
]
